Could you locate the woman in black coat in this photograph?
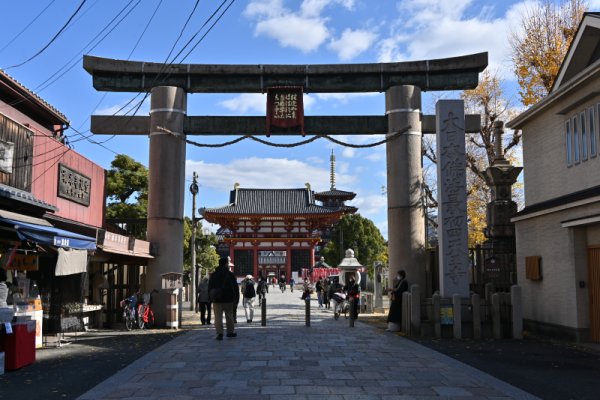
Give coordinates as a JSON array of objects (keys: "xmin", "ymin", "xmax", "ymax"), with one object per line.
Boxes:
[{"xmin": 386, "ymin": 270, "xmax": 408, "ymax": 324}]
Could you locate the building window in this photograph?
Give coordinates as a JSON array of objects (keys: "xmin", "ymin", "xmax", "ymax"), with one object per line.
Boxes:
[
  {"xmin": 573, "ymin": 116, "xmax": 580, "ymax": 163},
  {"xmin": 581, "ymin": 112, "xmax": 588, "ymax": 161},
  {"xmin": 590, "ymin": 106, "xmax": 597, "ymax": 157},
  {"xmin": 566, "ymin": 120, "xmax": 572, "ymax": 165}
]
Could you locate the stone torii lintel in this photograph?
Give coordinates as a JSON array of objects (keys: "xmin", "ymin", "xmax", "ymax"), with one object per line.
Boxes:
[
  {"xmin": 90, "ymin": 115, "xmax": 482, "ymax": 136},
  {"xmin": 83, "ymin": 52, "xmax": 488, "ymax": 93}
]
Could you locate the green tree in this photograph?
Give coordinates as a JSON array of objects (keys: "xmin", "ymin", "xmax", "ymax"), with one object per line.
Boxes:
[
  {"xmin": 105, "ymin": 154, "xmax": 148, "ymax": 219},
  {"xmin": 321, "ymin": 214, "xmax": 386, "ymax": 277},
  {"xmin": 182, "ymin": 217, "xmax": 219, "ymax": 283}
]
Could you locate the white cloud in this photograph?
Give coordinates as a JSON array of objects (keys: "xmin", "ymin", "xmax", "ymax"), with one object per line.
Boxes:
[
  {"xmin": 328, "ymin": 28, "xmax": 378, "ymax": 61},
  {"xmin": 218, "ymin": 94, "xmax": 266, "ymax": 114},
  {"xmin": 377, "ymin": 0, "xmax": 539, "ymax": 76},
  {"xmin": 348, "ymin": 193, "xmax": 387, "ymax": 216},
  {"xmin": 365, "ymin": 151, "xmax": 384, "ymax": 162},
  {"xmin": 342, "ymin": 147, "xmax": 356, "ymax": 158},
  {"xmin": 255, "ymin": 16, "xmax": 330, "ymax": 53},
  {"xmin": 306, "ymin": 156, "xmax": 324, "ymax": 164},
  {"xmin": 245, "ymin": 0, "xmax": 359, "ymax": 54},
  {"xmin": 186, "ymin": 157, "xmax": 355, "ymax": 193}
]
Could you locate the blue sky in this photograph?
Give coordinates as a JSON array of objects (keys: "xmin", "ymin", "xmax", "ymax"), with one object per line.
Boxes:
[{"xmin": 1, "ymin": 0, "xmax": 597, "ymax": 238}]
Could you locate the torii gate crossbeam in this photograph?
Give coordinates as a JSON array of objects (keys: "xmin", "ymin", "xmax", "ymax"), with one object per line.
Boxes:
[{"xmin": 83, "ymin": 53, "xmax": 487, "ymax": 328}]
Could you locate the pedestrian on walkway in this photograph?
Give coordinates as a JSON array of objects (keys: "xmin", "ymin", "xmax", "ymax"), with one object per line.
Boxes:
[
  {"xmin": 208, "ymin": 256, "xmax": 239, "ymax": 340},
  {"xmin": 316, "ymin": 278, "xmax": 324, "ymax": 307},
  {"xmin": 387, "ymin": 270, "xmax": 408, "ymax": 327},
  {"xmin": 241, "ymin": 274, "xmax": 256, "ymax": 323},
  {"xmin": 322, "ymin": 278, "xmax": 330, "ymax": 309},
  {"xmin": 257, "ymin": 277, "xmax": 267, "ymax": 304},
  {"xmin": 197, "ymin": 276, "xmax": 212, "ymax": 325}
]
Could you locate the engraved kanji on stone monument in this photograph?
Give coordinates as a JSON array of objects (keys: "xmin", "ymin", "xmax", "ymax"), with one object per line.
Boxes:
[{"xmin": 436, "ymin": 101, "xmax": 469, "ymax": 298}]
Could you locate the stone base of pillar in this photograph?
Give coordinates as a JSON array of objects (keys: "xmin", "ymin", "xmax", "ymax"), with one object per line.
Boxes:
[{"xmin": 387, "ymin": 322, "xmax": 401, "ymax": 332}]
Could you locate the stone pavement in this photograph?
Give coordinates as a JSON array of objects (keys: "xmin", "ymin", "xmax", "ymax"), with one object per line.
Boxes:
[{"xmin": 77, "ymin": 287, "xmax": 538, "ymax": 400}]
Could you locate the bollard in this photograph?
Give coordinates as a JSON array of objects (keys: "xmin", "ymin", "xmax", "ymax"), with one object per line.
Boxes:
[
  {"xmin": 261, "ymin": 297, "xmax": 267, "ymax": 326},
  {"xmin": 472, "ymin": 293, "xmax": 481, "ymax": 340},
  {"xmin": 432, "ymin": 293, "xmax": 441, "ymax": 338},
  {"xmin": 410, "ymin": 284, "xmax": 421, "ymax": 337},
  {"xmin": 452, "ymin": 294, "xmax": 462, "ymax": 339},
  {"xmin": 349, "ymin": 297, "xmax": 357, "ymax": 328},
  {"xmin": 305, "ymin": 298, "xmax": 311, "ymax": 327}
]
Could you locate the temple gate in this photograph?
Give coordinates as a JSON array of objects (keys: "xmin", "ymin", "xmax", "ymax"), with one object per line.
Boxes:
[{"xmin": 84, "ymin": 53, "xmax": 488, "ymax": 326}]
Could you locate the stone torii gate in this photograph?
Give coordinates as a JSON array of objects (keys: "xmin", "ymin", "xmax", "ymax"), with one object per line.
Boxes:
[{"xmin": 84, "ymin": 52, "xmax": 487, "ymax": 326}]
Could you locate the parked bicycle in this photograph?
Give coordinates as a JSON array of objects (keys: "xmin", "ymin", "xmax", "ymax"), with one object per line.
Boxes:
[
  {"xmin": 120, "ymin": 289, "xmax": 158, "ymax": 330},
  {"xmin": 331, "ymin": 292, "xmax": 350, "ymax": 320},
  {"xmin": 137, "ymin": 289, "xmax": 158, "ymax": 329}
]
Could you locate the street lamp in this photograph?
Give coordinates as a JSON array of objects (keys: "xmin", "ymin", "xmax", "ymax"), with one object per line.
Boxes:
[{"xmin": 189, "ymin": 172, "xmax": 199, "ymax": 311}]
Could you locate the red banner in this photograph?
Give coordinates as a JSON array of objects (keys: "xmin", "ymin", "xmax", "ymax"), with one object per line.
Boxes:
[{"xmin": 266, "ymin": 86, "xmax": 304, "ymax": 136}]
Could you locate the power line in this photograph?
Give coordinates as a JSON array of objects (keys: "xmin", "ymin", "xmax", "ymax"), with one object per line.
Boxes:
[
  {"xmin": 0, "ymin": 0, "xmax": 57, "ymax": 54},
  {"xmin": 4, "ymin": 0, "xmax": 89, "ymax": 70}
]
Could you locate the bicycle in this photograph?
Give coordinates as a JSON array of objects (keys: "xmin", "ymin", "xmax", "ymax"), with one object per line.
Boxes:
[
  {"xmin": 120, "ymin": 295, "xmax": 138, "ymax": 331},
  {"xmin": 137, "ymin": 289, "xmax": 158, "ymax": 329}
]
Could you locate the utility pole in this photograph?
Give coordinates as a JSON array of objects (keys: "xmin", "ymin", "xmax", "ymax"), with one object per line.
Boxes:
[{"xmin": 189, "ymin": 172, "xmax": 199, "ymax": 311}]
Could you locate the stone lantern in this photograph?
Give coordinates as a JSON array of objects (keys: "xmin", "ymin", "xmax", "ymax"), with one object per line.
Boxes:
[{"xmin": 338, "ymin": 249, "xmax": 363, "ymax": 286}]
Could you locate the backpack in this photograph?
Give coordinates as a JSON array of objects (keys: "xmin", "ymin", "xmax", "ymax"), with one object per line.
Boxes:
[{"xmin": 244, "ymin": 281, "xmax": 256, "ymax": 298}]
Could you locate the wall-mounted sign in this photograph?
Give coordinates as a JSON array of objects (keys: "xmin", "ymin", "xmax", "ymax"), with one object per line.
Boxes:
[
  {"xmin": 440, "ymin": 305, "xmax": 454, "ymax": 325},
  {"xmin": 266, "ymin": 86, "xmax": 304, "ymax": 137},
  {"xmin": 0, "ymin": 139, "xmax": 15, "ymax": 174},
  {"xmin": 58, "ymin": 164, "xmax": 91, "ymax": 206}
]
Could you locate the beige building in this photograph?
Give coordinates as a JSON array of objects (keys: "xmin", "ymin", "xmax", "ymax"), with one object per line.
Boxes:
[{"xmin": 508, "ymin": 13, "xmax": 600, "ymax": 342}]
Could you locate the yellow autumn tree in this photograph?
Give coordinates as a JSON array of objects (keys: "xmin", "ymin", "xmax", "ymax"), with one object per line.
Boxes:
[
  {"xmin": 510, "ymin": 0, "xmax": 587, "ymax": 106},
  {"xmin": 461, "ymin": 70, "xmax": 522, "ymax": 246}
]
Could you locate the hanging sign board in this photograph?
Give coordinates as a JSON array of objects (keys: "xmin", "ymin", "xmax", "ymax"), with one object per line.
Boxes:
[{"xmin": 266, "ymin": 86, "xmax": 304, "ymax": 136}]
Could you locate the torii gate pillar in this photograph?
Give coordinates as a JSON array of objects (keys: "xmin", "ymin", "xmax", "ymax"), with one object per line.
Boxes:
[
  {"xmin": 386, "ymin": 85, "xmax": 426, "ymax": 309},
  {"xmin": 147, "ymin": 86, "xmax": 187, "ymax": 327}
]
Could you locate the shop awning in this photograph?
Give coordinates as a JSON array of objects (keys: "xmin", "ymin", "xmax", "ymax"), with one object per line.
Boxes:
[{"xmin": 0, "ymin": 217, "xmax": 96, "ymax": 250}]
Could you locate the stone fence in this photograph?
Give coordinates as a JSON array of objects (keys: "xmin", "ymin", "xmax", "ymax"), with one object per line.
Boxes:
[{"xmin": 400, "ymin": 284, "xmax": 523, "ymax": 339}]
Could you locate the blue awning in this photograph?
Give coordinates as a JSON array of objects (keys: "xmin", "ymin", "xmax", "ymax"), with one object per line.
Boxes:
[{"xmin": 0, "ymin": 217, "xmax": 97, "ymax": 250}]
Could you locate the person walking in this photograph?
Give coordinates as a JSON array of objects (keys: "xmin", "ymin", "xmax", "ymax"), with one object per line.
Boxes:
[
  {"xmin": 208, "ymin": 256, "xmax": 239, "ymax": 340},
  {"xmin": 257, "ymin": 277, "xmax": 267, "ymax": 304},
  {"xmin": 387, "ymin": 270, "xmax": 408, "ymax": 331},
  {"xmin": 197, "ymin": 276, "xmax": 212, "ymax": 325},
  {"xmin": 240, "ymin": 274, "xmax": 256, "ymax": 323},
  {"xmin": 316, "ymin": 278, "xmax": 324, "ymax": 308},
  {"xmin": 322, "ymin": 278, "xmax": 330, "ymax": 309}
]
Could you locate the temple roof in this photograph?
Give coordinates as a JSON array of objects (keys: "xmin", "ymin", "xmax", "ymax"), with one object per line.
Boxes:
[
  {"xmin": 313, "ymin": 188, "xmax": 356, "ymax": 200},
  {"xmin": 202, "ymin": 187, "xmax": 348, "ymax": 217}
]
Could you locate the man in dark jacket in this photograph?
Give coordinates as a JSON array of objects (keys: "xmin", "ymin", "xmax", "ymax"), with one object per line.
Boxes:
[{"xmin": 208, "ymin": 256, "xmax": 239, "ymax": 340}]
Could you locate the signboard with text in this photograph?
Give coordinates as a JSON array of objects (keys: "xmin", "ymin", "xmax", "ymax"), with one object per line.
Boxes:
[
  {"xmin": 58, "ymin": 163, "xmax": 91, "ymax": 206},
  {"xmin": 266, "ymin": 87, "xmax": 304, "ymax": 136}
]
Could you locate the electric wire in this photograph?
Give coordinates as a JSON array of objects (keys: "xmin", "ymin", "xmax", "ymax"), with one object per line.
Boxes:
[
  {"xmin": 0, "ymin": 0, "xmax": 57, "ymax": 54},
  {"xmin": 3, "ymin": 0, "xmax": 88, "ymax": 70}
]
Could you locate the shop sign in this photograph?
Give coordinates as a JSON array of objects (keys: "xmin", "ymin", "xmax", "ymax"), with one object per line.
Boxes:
[
  {"xmin": 54, "ymin": 236, "xmax": 72, "ymax": 248},
  {"xmin": 6, "ymin": 253, "xmax": 38, "ymax": 271},
  {"xmin": 266, "ymin": 86, "xmax": 304, "ymax": 136},
  {"xmin": 161, "ymin": 272, "xmax": 183, "ymax": 289},
  {"xmin": 58, "ymin": 164, "xmax": 91, "ymax": 206}
]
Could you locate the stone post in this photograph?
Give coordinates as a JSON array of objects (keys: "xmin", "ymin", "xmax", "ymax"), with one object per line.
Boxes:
[
  {"xmin": 472, "ymin": 293, "xmax": 481, "ymax": 339},
  {"xmin": 432, "ymin": 293, "xmax": 441, "ymax": 338},
  {"xmin": 147, "ymin": 86, "xmax": 187, "ymax": 327},
  {"xmin": 436, "ymin": 100, "xmax": 469, "ymax": 298},
  {"xmin": 511, "ymin": 285, "xmax": 523, "ymax": 339},
  {"xmin": 410, "ymin": 284, "xmax": 421, "ymax": 336},
  {"xmin": 492, "ymin": 292, "xmax": 502, "ymax": 339},
  {"xmin": 453, "ymin": 294, "xmax": 462, "ymax": 339},
  {"xmin": 386, "ymin": 85, "xmax": 425, "ymax": 296}
]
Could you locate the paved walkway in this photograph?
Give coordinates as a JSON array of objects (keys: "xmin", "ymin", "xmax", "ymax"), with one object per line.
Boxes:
[{"xmin": 77, "ymin": 288, "xmax": 538, "ymax": 400}]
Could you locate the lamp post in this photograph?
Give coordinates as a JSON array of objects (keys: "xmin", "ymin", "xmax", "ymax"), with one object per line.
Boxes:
[{"xmin": 189, "ymin": 172, "xmax": 199, "ymax": 311}]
